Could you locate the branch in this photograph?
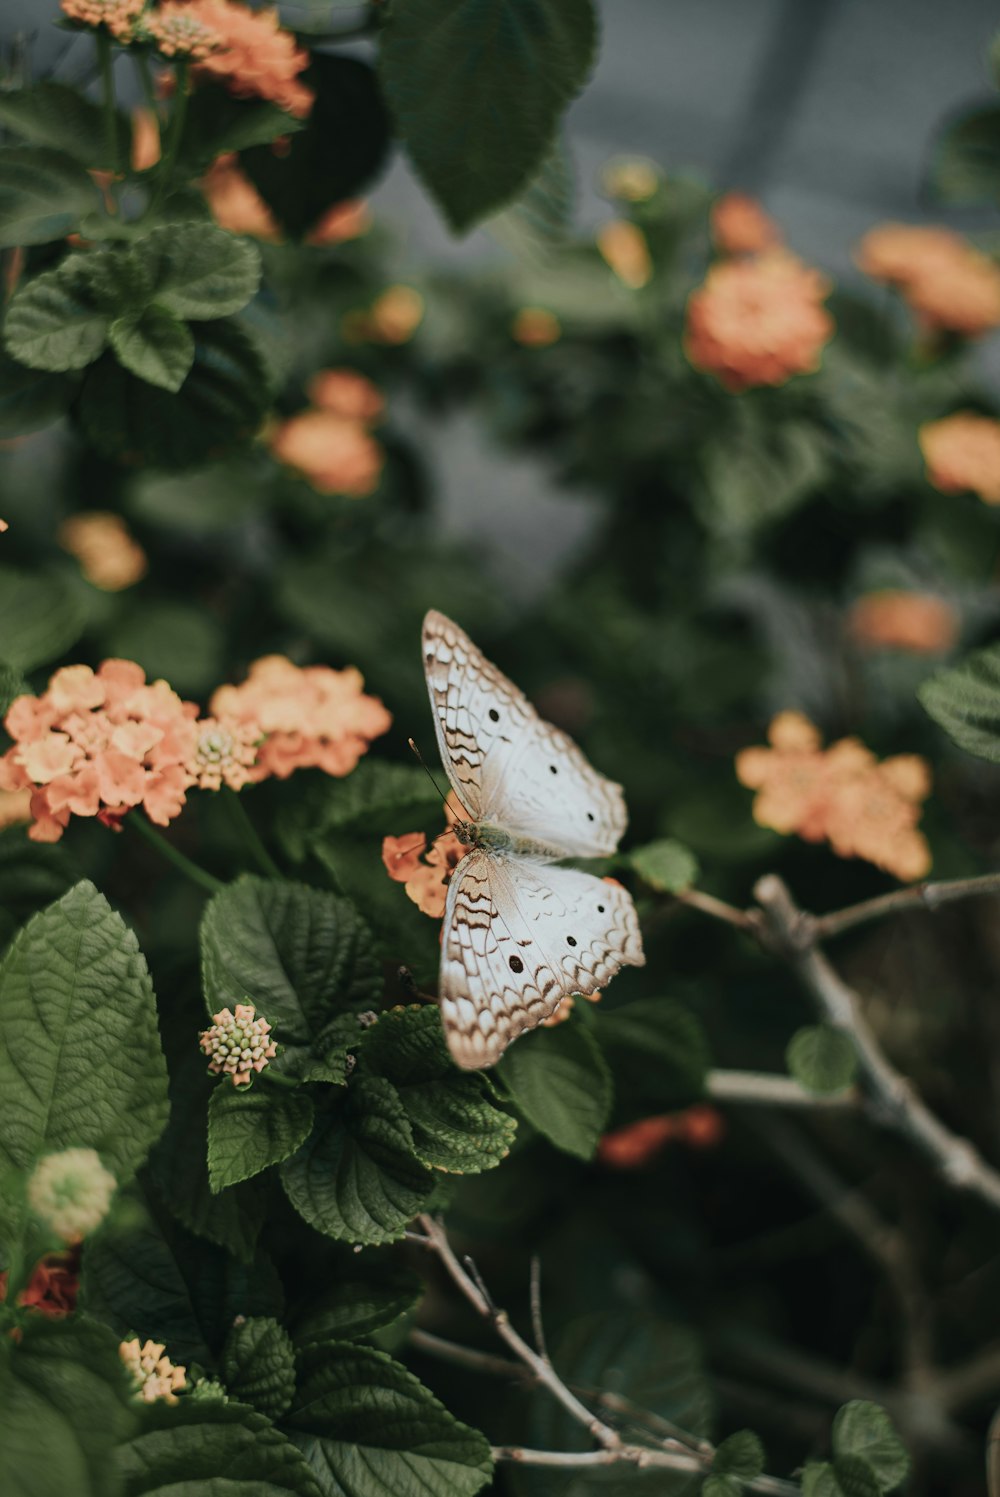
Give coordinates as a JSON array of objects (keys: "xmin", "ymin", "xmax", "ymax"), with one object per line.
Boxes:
[
  {"xmin": 490, "ymin": 1444, "xmax": 703, "ymax": 1473},
  {"xmin": 814, "ymin": 871, "xmax": 1000, "ymax": 941},
  {"xmin": 675, "ymin": 886, "xmax": 762, "ymax": 933},
  {"xmin": 754, "ymin": 875, "xmax": 1000, "ymax": 1213},
  {"xmin": 707, "ymin": 1069, "xmax": 856, "ymax": 1109}
]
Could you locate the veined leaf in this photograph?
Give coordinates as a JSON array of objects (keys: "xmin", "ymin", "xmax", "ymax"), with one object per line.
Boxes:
[
  {"xmin": 919, "ymin": 641, "xmax": 1000, "ymax": 762},
  {"xmin": 4, "ymin": 258, "xmax": 111, "ymax": 372},
  {"xmin": 109, "ymin": 305, "xmax": 195, "ymax": 392},
  {"xmin": 0, "ymin": 84, "xmax": 129, "ymax": 171},
  {"xmin": 497, "ymin": 1019, "xmax": 611, "ymax": 1159},
  {"xmin": 136, "ymin": 221, "xmax": 261, "ymax": 320},
  {"xmin": 116, "ymin": 1401, "xmax": 322, "ymax": 1496},
  {"xmin": 208, "ymin": 1086, "xmax": 315, "ymax": 1193},
  {"xmin": 0, "ymin": 145, "xmax": 98, "ymax": 247},
  {"xmin": 221, "ymin": 1317, "xmax": 296, "ymax": 1421}
]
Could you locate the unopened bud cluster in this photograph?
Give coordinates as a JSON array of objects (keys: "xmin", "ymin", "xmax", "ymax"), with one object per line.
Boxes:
[
  {"xmin": 120, "ymin": 1338, "xmax": 187, "ymax": 1403},
  {"xmin": 199, "ymin": 1003, "xmax": 277, "ymax": 1086},
  {"xmin": 27, "ymin": 1148, "xmax": 116, "ymax": 1243}
]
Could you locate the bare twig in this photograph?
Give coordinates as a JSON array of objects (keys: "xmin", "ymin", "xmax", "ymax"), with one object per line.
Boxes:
[
  {"xmin": 675, "ymin": 886, "xmax": 762, "ymax": 933},
  {"xmin": 529, "ymin": 1255, "xmax": 549, "ymax": 1362},
  {"xmin": 707, "ymin": 1069, "xmax": 856, "ymax": 1109},
  {"xmin": 753, "ymin": 875, "xmax": 1000, "ymax": 1213},
  {"xmin": 490, "ymin": 1444, "xmax": 703, "ymax": 1473},
  {"xmin": 814, "ymin": 871, "xmax": 1000, "ymax": 942}
]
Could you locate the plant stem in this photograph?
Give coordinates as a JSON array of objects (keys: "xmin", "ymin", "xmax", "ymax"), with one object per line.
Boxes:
[
  {"xmin": 813, "ymin": 870, "xmax": 1000, "ymax": 940},
  {"xmin": 128, "ymin": 813, "xmax": 223, "ymax": 894},
  {"xmin": 96, "ymin": 29, "xmax": 121, "ymax": 177},
  {"xmin": 150, "ymin": 59, "xmax": 189, "ymax": 212},
  {"xmin": 707, "ymin": 1069, "xmax": 855, "ymax": 1109},
  {"xmin": 133, "ymin": 50, "xmax": 160, "ymax": 117},
  {"xmin": 222, "ymin": 789, "xmax": 283, "ymax": 879}
]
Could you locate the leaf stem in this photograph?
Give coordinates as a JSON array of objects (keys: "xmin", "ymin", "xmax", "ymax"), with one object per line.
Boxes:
[
  {"xmin": 128, "ymin": 812, "xmax": 223, "ymax": 894},
  {"xmin": 150, "ymin": 59, "xmax": 189, "ymax": 212},
  {"xmin": 222, "ymin": 788, "xmax": 283, "ymax": 880},
  {"xmin": 96, "ymin": 29, "xmax": 121, "ymax": 177},
  {"xmin": 133, "ymin": 50, "xmax": 160, "ymax": 118}
]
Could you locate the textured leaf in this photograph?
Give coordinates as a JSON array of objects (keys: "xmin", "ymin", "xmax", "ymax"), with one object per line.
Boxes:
[
  {"xmin": 0, "ymin": 1316, "xmax": 135, "ymax": 1497},
  {"xmin": 116, "ymin": 1401, "xmax": 322, "ymax": 1496},
  {"xmin": 137, "ymin": 221, "xmax": 261, "ymax": 320},
  {"xmin": 497, "ymin": 1020, "xmax": 611, "ymax": 1159},
  {"xmin": 596, "ymin": 999, "xmax": 709, "ymax": 1117},
  {"xmin": 802, "ymin": 1464, "xmax": 842, "ymax": 1497},
  {"xmin": 786, "ymin": 1026, "xmax": 858, "ymax": 1096},
  {"xmin": 0, "ymin": 145, "xmax": 98, "ymax": 247},
  {"xmin": 929, "ymin": 105, "xmax": 1000, "ymax": 204},
  {"xmin": 4, "ymin": 258, "xmax": 111, "ymax": 371},
  {"xmin": 630, "ymin": 838, "xmax": 699, "ymax": 893},
  {"xmin": 285, "ymin": 1339, "xmax": 493, "ymax": 1497},
  {"xmin": 0, "ymin": 351, "xmax": 74, "ymax": 437},
  {"xmin": 0, "ymin": 882, "xmax": 169, "ymax": 1256},
  {"xmin": 0, "ymin": 826, "xmax": 77, "ymax": 951},
  {"xmin": 103, "ymin": 600, "xmax": 223, "ymax": 698},
  {"xmin": 0, "ymin": 566, "xmax": 88, "ymax": 672},
  {"xmin": 291, "ymin": 1276, "xmax": 422, "ymax": 1344},
  {"xmin": 281, "ymin": 761, "xmax": 441, "ymax": 858},
  {"xmin": 832, "ymin": 1402, "xmax": 909, "ymax": 1492},
  {"xmin": 361, "ymin": 1006, "xmax": 516, "ymax": 1172},
  {"xmin": 109, "ymin": 305, "xmax": 195, "ymax": 392},
  {"xmin": 177, "ymin": 84, "xmax": 305, "ymax": 172},
  {"xmin": 713, "ymin": 1430, "xmax": 765, "ymax": 1480},
  {"xmin": 489, "ymin": 136, "xmax": 575, "ymax": 260},
  {"xmin": 208, "ymin": 1086, "xmax": 315, "ymax": 1192},
  {"xmin": 221, "ymin": 1316, "xmax": 296, "ymax": 1420},
  {"xmin": 0, "ymin": 83, "xmax": 129, "ymax": 170},
  {"xmin": 281, "ymin": 1077, "xmax": 433, "ymax": 1245},
  {"xmin": 830, "ymin": 1457, "xmax": 883, "ymax": 1497},
  {"xmin": 919, "ymin": 642, "xmax": 1000, "ymax": 762},
  {"xmin": 379, "ymin": 0, "xmax": 598, "ymax": 232},
  {"xmin": 0, "ymin": 660, "xmax": 29, "ymax": 717},
  {"xmin": 701, "ymin": 415, "xmax": 829, "ymax": 536}
]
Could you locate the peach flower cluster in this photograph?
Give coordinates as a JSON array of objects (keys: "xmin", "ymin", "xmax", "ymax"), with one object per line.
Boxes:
[
  {"xmin": 599, "ymin": 1105, "xmax": 725, "ymax": 1169},
  {"xmin": 201, "ymin": 153, "xmax": 282, "ymax": 240},
  {"xmin": 269, "ymin": 370, "xmax": 385, "ymax": 497},
  {"xmin": 199, "ymin": 1003, "xmax": 277, "ymax": 1086},
  {"xmin": 684, "ymin": 250, "xmax": 834, "ymax": 391},
  {"xmin": 210, "ymin": 655, "xmax": 391, "ymax": 779},
  {"xmin": 27, "ymin": 1148, "xmax": 116, "ymax": 1244},
  {"xmin": 511, "ymin": 307, "xmax": 561, "ymax": 347},
  {"xmin": 343, "ymin": 286, "xmax": 425, "ymax": 345},
  {"xmin": 596, "ymin": 220, "xmax": 652, "ymax": 289},
  {"xmin": 58, "ymin": 512, "xmax": 148, "ymax": 592},
  {"xmin": 180, "ymin": 1, "xmax": 314, "ymax": 117},
  {"xmin": 0, "ymin": 1251, "xmax": 80, "ymax": 1318},
  {"xmin": 919, "ymin": 412, "xmax": 1000, "ymax": 505},
  {"xmin": 120, "ymin": 1339, "xmax": 187, "ymax": 1404},
  {"xmin": 856, "ymin": 223, "xmax": 1000, "ymax": 337},
  {"xmin": 61, "ymin": 0, "xmax": 144, "ymax": 39},
  {"xmin": 711, "ymin": 192, "xmax": 781, "ymax": 257},
  {"xmin": 736, "ymin": 711, "xmax": 931, "ymax": 882},
  {"xmin": 847, "ymin": 590, "xmax": 959, "ymax": 655},
  {"xmin": 382, "ymin": 800, "xmax": 466, "ymax": 919},
  {"xmin": 145, "ymin": 3, "xmax": 223, "ymax": 59}
]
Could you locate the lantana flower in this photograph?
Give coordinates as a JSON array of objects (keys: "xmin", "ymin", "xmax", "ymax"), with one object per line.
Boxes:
[
  {"xmin": 120, "ymin": 1338, "xmax": 187, "ymax": 1404},
  {"xmin": 736, "ymin": 711, "xmax": 931, "ymax": 882},
  {"xmin": 200, "ymin": 152, "xmax": 283, "ymax": 240},
  {"xmin": 343, "ymin": 286, "xmax": 425, "ymax": 345},
  {"xmin": 382, "ymin": 797, "xmax": 467, "ymax": 919},
  {"xmin": 210, "ymin": 655, "xmax": 391, "ymax": 780},
  {"xmin": 144, "ymin": 3, "xmax": 224, "ymax": 58},
  {"xmin": 27, "ymin": 1148, "xmax": 116, "ymax": 1244},
  {"xmin": 57, "ymin": 512, "xmax": 148, "ymax": 592},
  {"xmin": 185, "ymin": 717, "xmax": 260, "ymax": 792},
  {"xmin": 307, "ymin": 369, "xmax": 385, "ymax": 424},
  {"xmin": 711, "ymin": 192, "xmax": 781, "ymax": 257},
  {"xmin": 599, "ymin": 1106, "xmax": 725, "ymax": 1168},
  {"xmin": 0, "ymin": 1249, "xmax": 80, "ymax": 1318},
  {"xmin": 684, "ymin": 249, "xmax": 834, "ymax": 390},
  {"xmin": 200, "ymin": 1003, "xmax": 277, "ymax": 1085},
  {"xmin": 269, "ymin": 370, "xmax": 386, "ymax": 497},
  {"xmin": 61, "ymin": 0, "xmax": 144, "ymax": 40},
  {"xmin": 855, "ymin": 222, "xmax": 1000, "ymax": 337},
  {"xmin": 847, "ymin": 591, "xmax": 959, "ymax": 655},
  {"xmin": 181, "ymin": 0, "xmax": 314, "ymax": 117},
  {"xmin": 919, "ymin": 412, "xmax": 1000, "ymax": 505},
  {"xmin": 596, "ymin": 220, "xmax": 652, "ymax": 289}
]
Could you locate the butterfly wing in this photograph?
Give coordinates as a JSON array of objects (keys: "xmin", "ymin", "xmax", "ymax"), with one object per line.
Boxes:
[
  {"xmin": 423, "ymin": 610, "xmax": 627, "ymax": 857},
  {"xmin": 440, "ymin": 849, "xmax": 645, "ymax": 1070}
]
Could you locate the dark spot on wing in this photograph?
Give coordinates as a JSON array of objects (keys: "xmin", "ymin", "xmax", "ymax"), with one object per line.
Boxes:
[
  {"xmin": 567, "ymin": 936, "xmax": 577, "ymax": 947},
  {"xmin": 488, "ymin": 708, "xmax": 499, "ymax": 722},
  {"xmin": 509, "ymin": 954, "xmax": 524, "ymax": 973}
]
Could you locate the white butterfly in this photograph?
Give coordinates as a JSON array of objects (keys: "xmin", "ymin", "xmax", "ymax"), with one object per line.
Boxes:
[{"xmin": 422, "ymin": 610, "xmax": 645, "ymax": 1070}]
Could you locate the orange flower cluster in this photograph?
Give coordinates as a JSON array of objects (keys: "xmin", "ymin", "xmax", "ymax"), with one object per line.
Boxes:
[
  {"xmin": 61, "ymin": 0, "xmax": 144, "ymax": 39},
  {"xmin": 596, "ymin": 220, "xmax": 652, "ymax": 289},
  {"xmin": 343, "ymin": 285, "xmax": 425, "ymax": 345},
  {"xmin": 0, "ymin": 1250, "xmax": 80, "ymax": 1319},
  {"xmin": 684, "ymin": 250, "xmax": 834, "ymax": 391},
  {"xmin": 180, "ymin": 1, "xmax": 314, "ymax": 117},
  {"xmin": 919, "ymin": 412, "xmax": 1000, "ymax": 505},
  {"xmin": 736, "ymin": 711, "xmax": 931, "ymax": 882},
  {"xmin": 120, "ymin": 1338, "xmax": 187, "ymax": 1404},
  {"xmin": 855, "ymin": 222, "xmax": 1000, "ymax": 337},
  {"xmin": 711, "ymin": 192, "xmax": 781, "ymax": 257},
  {"xmin": 847, "ymin": 590, "xmax": 959, "ymax": 655},
  {"xmin": 382, "ymin": 799, "xmax": 466, "ymax": 919},
  {"xmin": 269, "ymin": 371, "xmax": 385, "ymax": 497},
  {"xmin": 599, "ymin": 1105, "xmax": 725, "ymax": 1168},
  {"xmin": 201, "ymin": 153, "xmax": 282, "ymax": 241},
  {"xmin": 511, "ymin": 307, "xmax": 561, "ymax": 347},
  {"xmin": 200, "ymin": 1003, "xmax": 277, "ymax": 1085},
  {"xmin": 145, "ymin": 2, "xmax": 223, "ymax": 58},
  {"xmin": 58, "ymin": 511, "xmax": 148, "ymax": 592},
  {"xmin": 210, "ymin": 655, "xmax": 391, "ymax": 779}
]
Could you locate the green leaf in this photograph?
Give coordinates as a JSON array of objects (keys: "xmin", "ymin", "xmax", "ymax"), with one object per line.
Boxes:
[
  {"xmin": 77, "ymin": 317, "xmax": 271, "ymax": 469},
  {"xmin": 919, "ymin": 642, "xmax": 1000, "ymax": 762},
  {"xmin": 630, "ymin": 838, "xmax": 699, "ymax": 893},
  {"xmin": 703, "ymin": 1479, "xmax": 741, "ymax": 1497},
  {"xmin": 0, "ymin": 351, "xmax": 74, "ymax": 437},
  {"xmin": 242, "ymin": 55, "xmax": 390, "ymax": 239},
  {"xmin": 116, "ymin": 1401, "xmax": 323, "ymax": 1496},
  {"xmin": 0, "ymin": 145, "xmax": 98, "ymax": 247},
  {"xmin": 282, "ymin": 761, "xmax": 442, "ymax": 856},
  {"xmin": 221, "ymin": 1316, "xmax": 296, "ymax": 1420},
  {"xmin": 177, "ymin": 84, "xmax": 305, "ymax": 174},
  {"xmin": 0, "ymin": 825, "xmax": 77, "ymax": 951},
  {"xmin": 832, "ymin": 1402, "xmax": 909, "ymax": 1492},
  {"xmin": 284, "ymin": 1339, "xmax": 493, "ymax": 1496},
  {"xmin": 497, "ymin": 1019, "xmax": 611, "ymax": 1159},
  {"xmin": 830, "ymin": 1457, "xmax": 883, "ymax": 1497},
  {"xmin": 281, "ymin": 1076, "xmax": 434, "ymax": 1245},
  {"xmin": 103, "ymin": 600, "xmax": 223, "ymax": 698},
  {"xmin": 714, "ymin": 1430, "xmax": 765, "ymax": 1480},
  {"xmin": 291, "ymin": 1276, "xmax": 422, "ymax": 1344},
  {"xmin": 379, "ymin": 0, "xmax": 598, "ymax": 232},
  {"xmin": 0, "ymin": 84, "xmax": 129, "ymax": 172},
  {"xmin": 0, "ymin": 882, "xmax": 168, "ymax": 1256},
  {"xmin": 0, "ymin": 1316, "xmax": 135, "ymax": 1497},
  {"xmin": 200, "ymin": 875, "xmax": 382, "ymax": 1061},
  {"xmin": 929, "ymin": 106, "xmax": 1000, "ymax": 204},
  {"xmin": 786, "ymin": 1026, "xmax": 858, "ymax": 1096},
  {"xmin": 700, "ymin": 415, "xmax": 829, "ymax": 537},
  {"xmin": 4, "ymin": 258, "xmax": 111, "ymax": 371},
  {"xmin": 360, "ymin": 1006, "xmax": 517, "ymax": 1172},
  {"xmin": 208, "ymin": 1086, "xmax": 315, "ymax": 1192},
  {"xmin": 489, "ymin": 135, "xmax": 575, "ymax": 260},
  {"xmin": 109, "ymin": 305, "xmax": 195, "ymax": 392},
  {"xmin": 0, "ymin": 660, "xmax": 29, "ymax": 717},
  {"xmin": 802, "ymin": 1468, "xmax": 840, "ymax": 1497},
  {"xmin": 136, "ymin": 222, "xmax": 261, "ymax": 320},
  {"xmin": 0, "ymin": 566, "xmax": 88, "ymax": 672},
  {"xmin": 596, "ymin": 998, "xmax": 709, "ymax": 1117}
]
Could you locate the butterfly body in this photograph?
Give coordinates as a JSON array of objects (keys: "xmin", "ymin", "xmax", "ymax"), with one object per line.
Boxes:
[{"xmin": 422, "ymin": 611, "xmax": 645, "ymax": 1070}]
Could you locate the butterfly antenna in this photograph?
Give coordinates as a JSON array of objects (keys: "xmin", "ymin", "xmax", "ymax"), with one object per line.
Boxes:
[{"xmin": 407, "ymin": 738, "xmax": 450, "ymax": 803}]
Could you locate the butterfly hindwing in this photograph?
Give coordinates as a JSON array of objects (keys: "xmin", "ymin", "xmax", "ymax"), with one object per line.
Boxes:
[
  {"xmin": 440, "ymin": 850, "xmax": 645, "ymax": 1070},
  {"xmin": 423, "ymin": 610, "xmax": 626, "ymax": 858}
]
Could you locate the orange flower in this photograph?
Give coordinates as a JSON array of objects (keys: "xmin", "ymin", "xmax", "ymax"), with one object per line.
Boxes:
[
  {"xmin": 269, "ymin": 408, "xmax": 384, "ymax": 496},
  {"xmin": 684, "ymin": 250, "xmax": 834, "ymax": 391},
  {"xmin": 131, "ymin": 108, "xmax": 161, "ymax": 172},
  {"xmin": 847, "ymin": 591, "xmax": 959, "ymax": 654},
  {"xmin": 200, "ymin": 153, "xmax": 282, "ymax": 241},
  {"xmin": 182, "ymin": 0, "xmax": 314, "ymax": 117},
  {"xmin": 0, "ymin": 1250, "xmax": 80, "ymax": 1319},
  {"xmin": 596, "ymin": 220, "xmax": 652, "ymax": 288},
  {"xmin": 344, "ymin": 286, "xmax": 425, "ymax": 345},
  {"xmin": 61, "ymin": 0, "xmax": 144, "ymax": 39},
  {"xmin": 598, "ymin": 1115, "xmax": 676, "ymax": 1168},
  {"xmin": 511, "ymin": 307, "xmax": 561, "ymax": 347},
  {"xmin": 210, "ymin": 655, "xmax": 391, "ymax": 781},
  {"xmin": 382, "ymin": 796, "xmax": 467, "ymax": 919},
  {"xmin": 919, "ymin": 412, "xmax": 1000, "ymax": 504},
  {"xmin": 736, "ymin": 712, "xmax": 931, "ymax": 882},
  {"xmin": 120, "ymin": 1339, "xmax": 186, "ymax": 1404},
  {"xmin": 855, "ymin": 222, "xmax": 1000, "ymax": 337},
  {"xmin": 145, "ymin": 3, "xmax": 224, "ymax": 58},
  {"xmin": 306, "ymin": 199, "xmax": 372, "ymax": 247},
  {"xmin": 0, "ymin": 788, "xmax": 31, "ymax": 829},
  {"xmin": 600, "ymin": 157, "xmax": 659, "ymax": 203},
  {"xmin": 185, "ymin": 717, "xmax": 260, "ymax": 791},
  {"xmin": 307, "ymin": 369, "xmax": 385, "ymax": 424},
  {"xmin": 711, "ymin": 192, "xmax": 782, "ymax": 256},
  {"xmin": 57, "ymin": 512, "xmax": 147, "ymax": 591}
]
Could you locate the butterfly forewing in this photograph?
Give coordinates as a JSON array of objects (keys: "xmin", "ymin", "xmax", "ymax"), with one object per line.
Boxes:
[
  {"xmin": 440, "ymin": 851, "xmax": 645, "ymax": 1070},
  {"xmin": 423, "ymin": 610, "xmax": 626, "ymax": 857}
]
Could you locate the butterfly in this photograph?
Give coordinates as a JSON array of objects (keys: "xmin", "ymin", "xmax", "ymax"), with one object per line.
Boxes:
[{"xmin": 422, "ymin": 610, "xmax": 645, "ymax": 1070}]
